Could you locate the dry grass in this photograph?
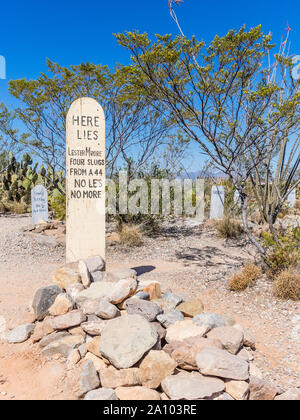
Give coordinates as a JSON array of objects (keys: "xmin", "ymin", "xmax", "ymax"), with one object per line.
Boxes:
[
  {"xmin": 119, "ymin": 224, "xmax": 143, "ymax": 247},
  {"xmin": 228, "ymin": 264, "xmax": 262, "ymax": 292},
  {"xmin": 214, "ymin": 215, "xmax": 243, "ymax": 239},
  {"xmin": 273, "ymin": 269, "xmax": 300, "ymax": 300},
  {"xmin": 0, "ymin": 200, "xmax": 28, "ymax": 214}
]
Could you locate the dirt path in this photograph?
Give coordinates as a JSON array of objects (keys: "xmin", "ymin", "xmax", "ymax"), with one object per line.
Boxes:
[{"xmin": 0, "ymin": 215, "xmax": 299, "ymax": 399}]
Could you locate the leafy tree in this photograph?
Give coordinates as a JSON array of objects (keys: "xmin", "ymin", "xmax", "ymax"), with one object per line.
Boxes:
[
  {"xmin": 116, "ymin": 26, "xmax": 300, "ymax": 255},
  {"xmin": 0, "ymin": 60, "xmax": 176, "ymax": 192}
]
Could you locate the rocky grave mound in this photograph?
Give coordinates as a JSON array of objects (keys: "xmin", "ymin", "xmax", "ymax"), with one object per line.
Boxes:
[{"xmin": 5, "ymin": 256, "xmax": 300, "ymax": 401}]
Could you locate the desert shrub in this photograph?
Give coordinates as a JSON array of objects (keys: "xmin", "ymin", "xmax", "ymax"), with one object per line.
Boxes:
[
  {"xmin": 273, "ymin": 269, "xmax": 300, "ymax": 300},
  {"xmin": 214, "ymin": 215, "xmax": 243, "ymax": 239},
  {"xmin": 0, "ymin": 200, "xmax": 28, "ymax": 214},
  {"xmin": 262, "ymin": 228, "xmax": 300, "ymax": 276},
  {"xmin": 119, "ymin": 224, "xmax": 143, "ymax": 247},
  {"xmin": 228, "ymin": 264, "xmax": 262, "ymax": 291},
  {"xmin": 49, "ymin": 192, "xmax": 66, "ymax": 220}
]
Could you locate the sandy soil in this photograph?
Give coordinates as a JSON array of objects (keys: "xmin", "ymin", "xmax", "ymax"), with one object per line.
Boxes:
[{"xmin": 0, "ymin": 215, "xmax": 299, "ymax": 399}]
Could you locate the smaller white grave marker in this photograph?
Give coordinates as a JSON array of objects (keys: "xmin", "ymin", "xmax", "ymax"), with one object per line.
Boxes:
[
  {"xmin": 287, "ymin": 189, "xmax": 296, "ymax": 207},
  {"xmin": 31, "ymin": 185, "xmax": 49, "ymax": 224},
  {"xmin": 210, "ymin": 185, "xmax": 225, "ymax": 219}
]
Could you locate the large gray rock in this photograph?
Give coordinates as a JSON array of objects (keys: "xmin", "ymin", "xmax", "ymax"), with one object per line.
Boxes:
[
  {"xmin": 81, "ymin": 256, "xmax": 105, "ymax": 273},
  {"xmin": 51, "ymin": 310, "xmax": 86, "ymax": 330},
  {"xmin": 157, "ymin": 310, "xmax": 184, "ymax": 328},
  {"xmin": 193, "ymin": 313, "xmax": 226, "ymax": 330},
  {"xmin": 99, "ymin": 314, "xmax": 158, "ymax": 369},
  {"xmin": 81, "ymin": 320, "xmax": 106, "ymax": 336},
  {"xmin": 6, "ymin": 324, "xmax": 35, "ymax": 344},
  {"xmin": 207, "ymin": 326, "xmax": 244, "ymax": 354},
  {"xmin": 32, "ymin": 285, "xmax": 62, "ymax": 320},
  {"xmin": 105, "ymin": 268, "xmax": 137, "ymax": 282},
  {"xmin": 84, "ymin": 388, "xmax": 118, "ymax": 400},
  {"xmin": 126, "ymin": 298, "xmax": 162, "ymax": 322},
  {"xmin": 161, "ymin": 371, "xmax": 225, "ymax": 400},
  {"xmin": 195, "ymin": 347, "xmax": 249, "ymax": 380}
]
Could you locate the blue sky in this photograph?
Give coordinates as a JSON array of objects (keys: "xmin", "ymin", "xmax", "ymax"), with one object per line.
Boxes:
[{"xmin": 0, "ymin": 0, "xmax": 299, "ymax": 169}]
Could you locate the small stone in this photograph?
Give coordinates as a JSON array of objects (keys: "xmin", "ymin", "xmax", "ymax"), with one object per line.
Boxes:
[
  {"xmin": 196, "ymin": 347, "xmax": 249, "ymax": 381},
  {"xmin": 78, "ymin": 260, "xmax": 91, "ymax": 288},
  {"xmin": 49, "ymin": 293, "xmax": 73, "ymax": 316},
  {"xmin": 99, "ymin": 315, "xmax": 158, "ymax": 369},
  {"xmin": 162, "ymin": 291, "xmax": 183, "ymax": 307},
  {"xmin": 39, "ymin": 331, "xmax": 70, "ymax": 348},
  {"xmin": 68, "ymin": 326, "xmax": 86, "ymax": 337},
  {"xmin": 176, "ymin": 299, "xmax": 204, "ymax": 317},
  {"xmin": 31, "ymin": 317, "xmax": 55, "ymax": 342},
  {"xmin": 66, "ymin": 349, "xmax": 81, "ymax": 368},
  {"xmin": 152, "ymin": 298, "xmax": 177, "ymax": 313},
  {"xmin": 165, "ymin": 320, "xmax": 209, "ymax": 343},
  {"xmin": 90, "ymin": 271, "xmax": 104, "ymax": 282},
  {"xmin": 84, "ymin": 388, "xmax": 118, "ymax": 400},
  {"xmin": 144, "ymin": 283, "xmax": 162, "ymax": 300},
  {"xmin": 225, "ymin": 380, "xmax": 250, "ymax": 400},
  {"xmin": 78, "ymin": 299, "xmax": 101, "ymax": 315},
  {"xmin": 237, "ymin": 348, "xmax": 251, "ymax": 362},
  {"xmin": 6, "ymin": 324, "xmax": 35, "ymax": 344},
  {"xmin": 249, "ymin": 363, "xmax": 263, "ymax": 379},
  {"xmin": 164, "ymin": 336, "xmax": 223, "ymax": 370},
  {"xmin": 81, "ymin": 320, "xmax": 106, "ymax": 336},
  {"xmin": 274, "ymin": 389, "xmax": 300, "ymax": 400},
  {"xmin": 51, "ymin": 310, "xmax": 86, "ymax": 330},
  {"xmin": 152, "ymin": 322, "xmax": 167, "ymax": 340},
  {"xmin": 108, "ymin": 278, "xmax": 137, "ymax": 304},
  {"xmin": 78, "ymin": 360, "xmax": 100, "ymax": 398},
  {"xmin": 52, "ymin": 266, "xmax": 81, "ymax": 289},
  {"xmin": 249, "ymin": 377, "xmax": 278, "ymax": 400},
  {"xmin": 115, "ymin": 386, "xmax": 160, "ymax": 401},
  {"xmin": 84, "ymin": 352, "xmax": 107, "ymax": 371},
  {"xmin": 126, "ymin": 298, "xmax": 162, "ymax": 322},
  {"xmin": 99, "ymin": 366, "xmax": 141, "ymax": 388},
  {"xmin": 233, "ymin": 324, "xmax": 256, "ymax": 349},
  {"xmin": 161, "ymin": 371, "xmax": 225, "ymax": 400},
  {"xmin": 82, "ymin": 256, "xmax": 105, "ymax": 273},
  {"xmin": 207, "ymin": 326, "xmax": 244, "ymax": 354},
  {"xmin": 139, "ymin": 350, "xmax": 177, "ymax": 389},
  {"xmin": 32, "ymin": 285, "xmax": 62, "ymax": 321},
  {"xmin": 95, "ymin": 299, "xmax": 120, "ymax": 320},
  {"xmin": 86, "ymin": 336, "xmax": 102, "ymax": 358},
  {"xmin": 42, "ymin": 334, "xmax": 85, "ymax": 357},
  {"xmin": 105, "ymin": 268, "xmax": 137, "ymax": 282},
  {"xmin": 157, "ymin": 310, "xmax": 184, "ymax": 328},
  {"xmin": 214, "ymin": 392, "xmax": 234, "ymax": 401},
  {"xmin": 193, "ymin": 313, "xmax": 226, "ymax": 330},
  {"xmin": 66, "ymin": 283, "xmax": 84, "ymax": 301}
]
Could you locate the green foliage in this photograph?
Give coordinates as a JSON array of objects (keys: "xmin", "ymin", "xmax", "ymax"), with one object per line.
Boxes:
[
  {"xmin": 49, "ymin": 191, "xmax": 66, "ymax": 221},
  {"xmin": 0, "ymin": 152, "xmax": 49, "ymax": 211},
  {"xmin": 262, "ymin": 227, "xmax": 300, "ymax": 275}
]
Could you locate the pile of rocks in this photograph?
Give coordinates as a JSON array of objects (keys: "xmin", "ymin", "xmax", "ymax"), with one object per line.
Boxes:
[{"xmin": 6, "ymin": 256, "xmax": 300, "ymax": 400}]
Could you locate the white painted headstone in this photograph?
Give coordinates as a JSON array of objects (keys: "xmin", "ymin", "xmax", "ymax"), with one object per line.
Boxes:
[
  {"xmin": 31, "ymin": 185, "xmax": 49, "ymax": 224},
  {"xmin": 66, "ymin": 97, "xmax": 105, "ymax": 263},
  {"xmin": 287, "ymin": 189, "xmax": 296, "ymax": 208},
  {"xmin": 210, "ymin": 186, "xmax": 225, "ymax": 219}
]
